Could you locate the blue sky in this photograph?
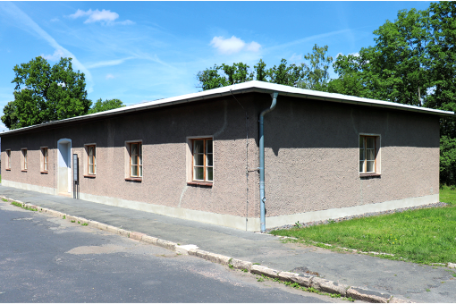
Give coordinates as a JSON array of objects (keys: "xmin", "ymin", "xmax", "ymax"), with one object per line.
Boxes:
[{"xmin": 0, "ymin": 1, "xmax": 432, "ymax": 131}]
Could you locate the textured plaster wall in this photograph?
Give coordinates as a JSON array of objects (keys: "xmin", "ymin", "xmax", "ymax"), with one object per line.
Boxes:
[
  {"xmin": 2, "ymin": 143, "xmax": 56, "ymax": 191},
  {"xmin": 0, "ymin": 92, "xmax": 440, "ymax": 222},
  {"xmin": 1, "ymin": 94, "xmax": 260, "ymax": 220},
  {"xmin": 261, "ymin": 95, "xmax": 440, "ymax": 217}
]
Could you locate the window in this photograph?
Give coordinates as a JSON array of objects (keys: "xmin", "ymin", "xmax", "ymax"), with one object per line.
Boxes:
[
  {"xmin": 6, "ymin": 150, "xmax": 11, "ymax": 170},
  {"xmin": 41, "ymin": 147, "xmax": 48, "ymax": 173},
  {"xmin": 86, "ymin": 145, "xmax": 96, "ymax": 175},
  {"xmin": 359, "ymin": 135, "xmax": 380, "ymax": 175},
  {"xmin": 192, "ymin": 138, "xmax": 213, "ymax": 182},
  {"xmin": 21, "ymin": 149, "xmax": 27, "ymax": 171},
  {"xmin": 129, "ymin": 142, "xmax": 142, "ymax": 178}
]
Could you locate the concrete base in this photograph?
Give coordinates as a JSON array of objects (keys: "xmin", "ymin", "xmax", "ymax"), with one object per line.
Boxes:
[
  {"xmin": 2, "ymin": 179, "xmax": 56, "ymax": 195},
  {"xmin": 1, "ymin": 179, "xmax": 439, "ymax": 231}
]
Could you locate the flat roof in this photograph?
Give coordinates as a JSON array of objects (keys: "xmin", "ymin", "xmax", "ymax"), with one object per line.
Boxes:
[{"xmin": 2, "ymin": 80, "xmax": 454, "ymax": 135}]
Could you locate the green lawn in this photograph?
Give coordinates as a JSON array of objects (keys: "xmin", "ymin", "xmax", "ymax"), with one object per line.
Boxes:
[{"xmin": 271, "ymin": 187, "xmax": 456, "ymax": 264}]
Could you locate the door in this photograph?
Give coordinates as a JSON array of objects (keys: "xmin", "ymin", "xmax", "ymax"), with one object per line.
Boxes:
[{"xmin": 57, "ymin": 139, "xmax": 72, "ymax": 194}]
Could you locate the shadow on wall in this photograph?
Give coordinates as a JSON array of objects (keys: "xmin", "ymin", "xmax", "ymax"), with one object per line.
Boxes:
[
  {"xmin": 263, "ymin": 97, "xmax": 440, "ymax": 156},
  {"xmin": 1, "ymin": 94, "xmax": 440, "ymax": 155}
]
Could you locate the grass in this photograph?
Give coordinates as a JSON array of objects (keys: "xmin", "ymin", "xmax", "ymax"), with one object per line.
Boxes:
[
  {"xmin": 11, "ymin": 201, "xmax": 37, "ymax": 212},
  {"xmin": 271, "ymin": 187, "xmax": 456, "ymax": 265}
]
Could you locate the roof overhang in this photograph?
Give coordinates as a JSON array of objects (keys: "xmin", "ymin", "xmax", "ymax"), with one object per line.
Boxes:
[{"xmin": 2, "ymin": 80, "xmax": 454, "ymax": 136}]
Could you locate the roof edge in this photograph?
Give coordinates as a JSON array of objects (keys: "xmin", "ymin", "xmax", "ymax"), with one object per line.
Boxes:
[{"xmin": 2, "ymin": 80, "xmax": 454, "ymax": 136}]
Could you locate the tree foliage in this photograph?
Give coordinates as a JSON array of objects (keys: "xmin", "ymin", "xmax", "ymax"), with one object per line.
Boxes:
[
  {"xmin": 330, "ymin": 2, "xmax": 456, "ymax": 185},
  {"xmin": 88, "ymin": 98, "xmax": 124, "ymax": 114},
  {"xmin": 2, "ymin": 56, "xmax": 91, "ymax": 129},
  {"xmin": 196, "ymin": 44, "xmax": 333, "ymax": 91}
]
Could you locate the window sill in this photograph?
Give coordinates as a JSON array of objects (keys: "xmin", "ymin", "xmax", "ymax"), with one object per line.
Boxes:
[
  {"xmin": 359, "ymin": 173, "xmax": 381, "ymax": 178},
  {"xmin": 84, "ymin": 174, "xmax": 96, "ymax": 178},
  {"xmin": 5, "ymin": 169, "xmax": 11, "ymax": 171},
  {"xmin": 40, "ymin": 171, "xmax": 48, "ymax": 174},
  {"xmin": 125, "ymin": 177, "xmax": 142, "ymax": 182},
  {"xmin": 187, "ymin": 181, "xmax": 213, "ymax": 187},
  {"xmin": 21, "ymin": 170, "xmax": 27, "ymax": 172}
]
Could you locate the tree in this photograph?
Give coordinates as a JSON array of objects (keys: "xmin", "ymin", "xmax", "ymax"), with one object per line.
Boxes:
[
  {"xmin": 267, "ymin": 59, "xmax": 305, "ymax": 87},
  {"xmin": 331, "ymin": 8, "xmax": 432, "ymax": 105},
  {"xmin": 2, "ymin": 56, "xmax": 91, "ymax": 129},
  {"xmin": 196, "ymin": 63, "xmax": 254, "ymax": 90},
  {"xmin": 301, "ymin": 44, "xmax": 333, "ymax": 90},
  {"xmin": 330, "ymin": 2, "xmax": 456, "ymax": 184},
  {"xmin": 88, "ymin": 98, "xmax": 124, "ymax": 114},
  {"xmin": 1, "ymin": 101, "xmax": 19, "ymax": 130},
  {"xmin": 196, "ymin": 44, "xmax": 333, "ymax": 91}
]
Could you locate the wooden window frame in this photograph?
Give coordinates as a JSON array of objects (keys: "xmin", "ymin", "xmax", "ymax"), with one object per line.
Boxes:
[
  {"xmin": 21, "ymin": 149, "xmax": 27, "ymax": 172},
  {"xmin": 127, "ymin": 141, "xmax": 142, "ymax": 181},
  {"xmin": 41, "ymin": 147, "xmax": 48, "ymax": 174},
  {"xmin": 359, "ymin": 134, "xmax": 381, "ymax": 177},
  {"xmin": 5, "ymin": 150, "xmax": 11, "ymax": 171},
  {"xmin": 85, "ymin": 145, "xmax": 96, "ymax": 177},
  {"xmin": 189, "ymin": 138, "xmax": 213, "ymax": 186}
]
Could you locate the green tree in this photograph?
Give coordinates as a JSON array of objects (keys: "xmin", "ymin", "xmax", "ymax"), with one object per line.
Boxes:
[
  {"xmin": 88, "ymin": 98, "xmax": 124, "ymax": 114},
  {"xmin": 331, "ymin": 8, "xmax": 432, "ymax": 105},
  {"xmin": 1, "ymin": 101, "xmax": 19, "ymax": 130},
  {"xmin": 2, "ymin": 56, "xmax": 91, "ymax": 129},
  {"xmin": 267, "ymin": 59, "xmax": 305, "ymax": 87},
  {"xmin": 301, "ymin": 44, "xmax": 334, "ymax": 90},
  {"xmin": 196, "ymin": 45, "xmax": 333, "ymax": 91},
  {"xmin": 330, "ymin": 2, "xmax": 456, "ymax": 184}
]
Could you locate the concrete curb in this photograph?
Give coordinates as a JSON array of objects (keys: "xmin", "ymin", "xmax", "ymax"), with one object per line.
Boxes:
[{"xmin": 2, "ymin": 196, "xmax": 422, "ymax": 303}]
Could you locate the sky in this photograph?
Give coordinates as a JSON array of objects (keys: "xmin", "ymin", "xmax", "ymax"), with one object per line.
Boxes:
[{"xmin": 0, "ymin": 1, "xmax": 433, "ymax": 132}]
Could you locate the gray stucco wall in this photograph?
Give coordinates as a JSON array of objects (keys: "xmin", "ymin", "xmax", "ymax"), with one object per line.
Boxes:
[
  {"xmin": 1, "ymin": 92, "xmax": 440, "ymax": 228},
  {"xmin": 1, "ymin": 94, "xmax": 260, "ymax": 220},
  {"xmin": 261, "ymin": 95, "xmax": 440, "ymax": 217}
]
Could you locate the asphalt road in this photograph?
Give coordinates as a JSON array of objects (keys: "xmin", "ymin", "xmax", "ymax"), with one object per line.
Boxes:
[{"xmin": 0, "ymin": 202, "xmax": 347, "ymax": 303}]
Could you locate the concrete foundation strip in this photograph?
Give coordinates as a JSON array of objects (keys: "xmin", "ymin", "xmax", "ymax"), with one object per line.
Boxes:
[{"xmin": 2, "ymin": 197, "xmax": 434, "ymax": 303}]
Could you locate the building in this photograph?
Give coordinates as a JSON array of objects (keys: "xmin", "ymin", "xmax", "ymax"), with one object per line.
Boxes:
[{"xmin": 1, "ymin": 81, "xmax": 452, "ymax": 231}]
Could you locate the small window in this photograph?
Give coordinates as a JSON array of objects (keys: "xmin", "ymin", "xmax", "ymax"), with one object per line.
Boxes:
[
  {"xmin": 359, "ymin": 135, "xmax": 379, "ymax": 174},
  {"xmin": 129, "ymin": 142, "xmax": 142, "ymax": 178},
  {"xmin": 192, "ymin": 138, "xmax": 213, "ymax": 182},
  {"xmin": 41, "ymin": 147, "xmax": 48, "ymax": 173},
  {"xmin": 21, "ymin": 149, "xmax": 27, "ymax": 171},
  {"xmin": 6, "ymin": 150, "xmax": 11, "ymax": 170},
  {"xmin": 87, "ymin": 145, "xmax": 96, "ymax": 175}
]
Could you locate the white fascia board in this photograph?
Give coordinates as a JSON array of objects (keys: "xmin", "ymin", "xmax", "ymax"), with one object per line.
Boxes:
[{"xmin": 1, "ymin": 81, "xmax": 453, "ymax": 135}]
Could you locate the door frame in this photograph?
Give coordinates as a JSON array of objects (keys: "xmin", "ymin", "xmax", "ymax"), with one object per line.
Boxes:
[{"xmin": 57, "ymin": 138, "xmax": 72, "ymax": 194}]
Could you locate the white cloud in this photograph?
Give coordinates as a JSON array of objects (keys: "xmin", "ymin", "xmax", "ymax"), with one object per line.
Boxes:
[
  {"xmin": 106, "ymin": 74, "xmax": 115, "ymax": 79},
  {"xmin": 86, "ymin": 57, "xmax": 135, "ymax": 69},
  {"xmin": 246, "ymin": 41, "xmax": 261, "ymax": 52},
  {"xmin": 41, "ymin": 49, "xmax": 65, "ymax": 61},
  {"xmin": 289, "ymin": 53, "xmax": 302, "ymax": 63},
  {"xmin": 210, "ymin": 36, "xmax": 261, "ymax": 55},
  {"xmin": 50, "ymin": 17, "xmax": 59, "ymax": 22},
  {"xmin": 68, "ymin": 9, "xmax": 133, "ymax": 25}
]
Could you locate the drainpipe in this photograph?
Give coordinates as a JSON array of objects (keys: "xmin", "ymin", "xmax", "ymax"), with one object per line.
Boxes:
[{"xmin": 259, "ymin": 92, "xmax": 278, "ymax": 233}]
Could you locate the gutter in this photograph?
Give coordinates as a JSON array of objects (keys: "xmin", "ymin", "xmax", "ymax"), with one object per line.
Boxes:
[{"xmin": 259, "ymin": 92, "xmax": 278, "ymax": 233}]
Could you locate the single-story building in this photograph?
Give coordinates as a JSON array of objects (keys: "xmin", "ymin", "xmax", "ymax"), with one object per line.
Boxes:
[{"xmin": 1, "ymin": 81, "xmax": 453, "ymax": 231}]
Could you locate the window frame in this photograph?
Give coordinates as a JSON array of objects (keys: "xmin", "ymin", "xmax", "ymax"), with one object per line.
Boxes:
[
  {"xmin": 125, "ymin": 141, "xmax": 142, "ymax": 181},
  {"xmin": 21, "ymin": 148, "xmax": 27, "ymax": 172},
  {"xmin": 359, "ymin": 134, "xmax": 381, "ymax": 177},
  {"xmin": 5, "ymin": 149, "xmax": 11, "ymax": 171},
  {"xmin": 189, "ymin": 137, "xmax": 213, "ymax": 185},
  {"xmin": 85, "ymin": 144, "xmax": 97, "ymax": 177},
  {"xmin": 41, "ymin": 147, "xmax": 48, "ymax": 174}
]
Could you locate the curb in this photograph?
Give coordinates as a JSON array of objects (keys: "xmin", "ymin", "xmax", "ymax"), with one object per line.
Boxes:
[{"xmin": 3, "ymin": 196, "xmax": 417, "ymax": 303}]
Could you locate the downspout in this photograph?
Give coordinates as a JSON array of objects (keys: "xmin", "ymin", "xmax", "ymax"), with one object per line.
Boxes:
[{"xmin": 259, "ymin": 92, "xmax": 278, "ymax": 233}]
